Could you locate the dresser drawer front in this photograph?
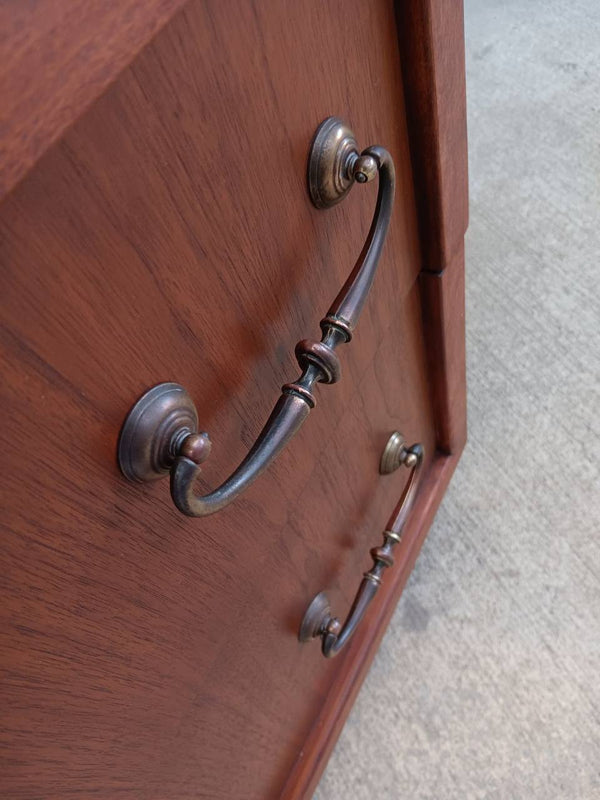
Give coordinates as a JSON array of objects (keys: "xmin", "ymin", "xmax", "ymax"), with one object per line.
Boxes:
[{"xmin": 0, "ymin": 1, "xmax": 467, "ymax": 798}]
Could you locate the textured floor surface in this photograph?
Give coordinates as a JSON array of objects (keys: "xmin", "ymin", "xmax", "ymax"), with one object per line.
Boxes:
[{"xmin": 314, "ymin": 1, "xmax": 600, "ymax": 797}]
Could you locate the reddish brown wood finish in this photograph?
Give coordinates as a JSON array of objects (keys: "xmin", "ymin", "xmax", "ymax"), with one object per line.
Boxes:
[
  {"xmin": 281, "ymin": 452, "xmax": 461, "ymax": 799},
  {"xmin": 395, "ymin": 0, "xmax": 469, "ymax": 272},
  {"xmin": 0, "ymin": 0, "xmax": 187, "ymax": 199},
  {"xmin": 0, "ymin": 1, "xmax": 467, "ymax": 798},
  {"xmin": 420, "ymin": 248, "xmax": 467, "ymax": 455},
  {"xmin": 284, "ymin": 2, "xmax": 468, "ymax": 795}
]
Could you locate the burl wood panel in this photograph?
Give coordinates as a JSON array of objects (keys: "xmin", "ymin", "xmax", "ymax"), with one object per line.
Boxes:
[{"xmin": 0, "ymin": 1, "xmax": 440, "ymax": 797}]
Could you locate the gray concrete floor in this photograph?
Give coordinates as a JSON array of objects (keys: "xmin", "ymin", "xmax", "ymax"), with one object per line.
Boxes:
[{"xmin": 314, "ymin": 1, "xmax": 600, "ymax": 797}]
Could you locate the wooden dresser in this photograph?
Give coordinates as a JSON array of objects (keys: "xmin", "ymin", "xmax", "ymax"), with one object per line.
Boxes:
[{"xmin": 0, "ymin": 1, "xmax": 467, "ymax": 797}]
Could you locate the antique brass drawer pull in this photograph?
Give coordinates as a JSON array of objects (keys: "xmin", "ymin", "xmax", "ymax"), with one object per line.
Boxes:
[
  {"xmin": 118, "ymin": 117, "xmax": 395, "ymax": 517},
  {"xmin": 299, "ymin": 433, "xmax": 424, "ymax": 657}
]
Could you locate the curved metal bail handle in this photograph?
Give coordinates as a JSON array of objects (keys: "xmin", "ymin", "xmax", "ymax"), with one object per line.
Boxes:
[
  {"xmin": 299, "ymin": 440, "xmax": 424, "ymax": 658},
  {"xmin": 169, "ymin": 144, "xmax": 395, "ymax": 517},
  {"xmin": 171, "ymin": 391, "xmax": 311, "ymax": 516},
  {"xmin": 325, "ymin": 146, "xmax": 395, "ymax": 336}
]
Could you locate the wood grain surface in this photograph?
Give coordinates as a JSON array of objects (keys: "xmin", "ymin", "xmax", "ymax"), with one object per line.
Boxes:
[
  {"xmin": 420, "ymin": 247, "xmax": 467, "ymax": 454},
  {"xmin": 0, "ymin": 1, "xmax": 456, "ymax": 797},
  {"xmin": 0, "ymin": 0, "xmax": 187, "ymax": 200},
  {"xmin": 395, "ymin": 0, "xmax": 469, "ymax": 272},
  {"xmin": 283, "ymin": 2, "xmax": 468, "ymax": 793},
  {"xmin": 281, "ymin": 451, "xmax": 462, "ymax": 799}
]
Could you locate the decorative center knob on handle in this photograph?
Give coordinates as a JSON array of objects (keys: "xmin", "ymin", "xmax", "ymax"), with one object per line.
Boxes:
[{"xmin": 298, "ymin": 433, "xmax": 424, "ymax": 658}]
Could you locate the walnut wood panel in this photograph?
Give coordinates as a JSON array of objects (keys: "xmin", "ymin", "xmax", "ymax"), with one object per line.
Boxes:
[
  {"xmin": 395, "ymin": 0, "xmax": 469, "ymax": 272},
  {"xmin": 0, "ymin": 1, "xmax": 448, "ymax": 798},
  {"xmin": 283, "ymin": 1, "xmax": 468, "ymax": 794},
  {"xmin": 0, "ymin": 0, "xmax": 187, "ymax": 200},
  {"xmin": 281, "ymin": 452, "xmax": 461, "ymax": 799},
  {"xmin": 284, "ymin": 262, "xmax": 467, "ymax": 796},
  {"xmin": 420, "ymin": 246, "xmax": 467, "ymax": 454}
]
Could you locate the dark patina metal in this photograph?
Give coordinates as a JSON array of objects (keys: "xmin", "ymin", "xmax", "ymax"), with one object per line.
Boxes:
[
  {"xmin": 298, "ymin": 434, "xmax": 424, "ymax": 658},
  {"xmin": 118, "ymin": 383, "xmax": 205, "ymax": 482},
  {"xmin": 118, "ymin": 117, "xmax": 395, "ymax": 517}
]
